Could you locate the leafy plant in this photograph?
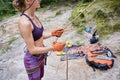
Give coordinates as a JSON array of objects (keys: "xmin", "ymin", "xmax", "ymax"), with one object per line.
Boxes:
[
  {"xmin": 94, "ymin": 9, "xmax": 107, "ymax": 19},
  {"xmin": 77, "ymin": 27, "xmax": 85, "ymax": 33},
  {"xmin": 55, "ymin": 10, "xmax": 62, "ymax": 16},
  {"xmin": 82, "ymin": 0, "xmax": 93, "ymax": 3},
  {"xmin": 0, "ymin": 0, "xmax": 17, "ymax": 21},
  {"xmin": 0, "ymin": 36, "xmax": 17, "ymax": 54},
  {"xmin": 75, "ymin": 40, "xmax": 85, "ymax": 45},
  {"xmin": 0, "ymin": 0, "xmax": 79, "ymax": 21},
  {"xmin": 8, "ymin": 37, "xmax": 17, "ymax": 45},
  {"xmin": 71, "ymin": 0, "xmax": 120, "ymax": 38}
]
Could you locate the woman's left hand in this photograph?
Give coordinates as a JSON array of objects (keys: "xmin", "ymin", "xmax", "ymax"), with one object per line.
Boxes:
[{"xmin": 52, "ymin": 42, "xmax": 66, "ymax": 51}]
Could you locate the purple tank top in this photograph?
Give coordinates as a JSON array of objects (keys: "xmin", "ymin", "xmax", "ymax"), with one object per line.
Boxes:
[{"xmin": 22, "ymin": 13, "xmax": 44, "ymax": 41}]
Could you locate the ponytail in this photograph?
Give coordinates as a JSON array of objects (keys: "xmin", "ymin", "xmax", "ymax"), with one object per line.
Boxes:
[{"xmin": 12, "ymin": 0, "xmax": 26, "ymax": 12}]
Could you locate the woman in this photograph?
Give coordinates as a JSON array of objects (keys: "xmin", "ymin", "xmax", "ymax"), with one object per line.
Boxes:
[{"xmin": 12, "ymin": 0, "xmax": 65, "ymax": 80}]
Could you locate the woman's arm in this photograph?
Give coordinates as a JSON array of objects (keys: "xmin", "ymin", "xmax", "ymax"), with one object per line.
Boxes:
[
  {"xmin": 43, "ymin": 28, "xmax": 64, "ymax": 39},
  {"xmin": 18, "ymin": 18, "xmax": 53, "ymax": 55},
  {"xmin": 43, "ymin": 33, "xmax": 52, "ymax": 39}
]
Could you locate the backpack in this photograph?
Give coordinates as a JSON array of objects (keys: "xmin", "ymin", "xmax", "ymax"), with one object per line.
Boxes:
[
  {"xmin": 85, "ymin": 48, "xmax": 116, "ymax": 71},
  {"xmin": 90, "ymin": 36, "xmax": 99, "ymax": 44},
  {"xmin": 90, "ymin": 30, "xmax": 99, "ymax": 44}
]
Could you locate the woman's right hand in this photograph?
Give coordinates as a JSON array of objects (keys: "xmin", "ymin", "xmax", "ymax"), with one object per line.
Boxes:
[{"xmin": 52, "ymin": 42, "xmax": 66, "ymax": 51}]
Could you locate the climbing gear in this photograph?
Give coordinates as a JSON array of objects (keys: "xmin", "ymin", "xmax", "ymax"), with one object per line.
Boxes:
[
  {"xmin": 44, "ymin": 53, "xmax": 48, "ymax": 65},
  {"xmin": 85, "ymin": 27, "xmax": 91, "ymax": 33},
  {"xmin": 90, "ymin": 36, "xmax": 99, "ymax": 44},
  {"xmin": 85, "ymin": 48, "xmax": 116, "ymax": 71},
  {"xmin": 54, "ymin": 0, "xmax": 97, "ymax": 80},
  {"xmin": 66, "ymin": 41, "xmax": 72, "ymax": 47},
  {"xmin": 90, "ymin": 30, "xmax": 99, "ymax": 44},
  {"xmin": 61, "ymin": 45, "xmax": 85, "ymax": 61},
  {"xmin": 52, "ymin": 42, "xmax": 66, "ymax": 51},
  {"xmin": 56, "ymin": 51, "xmax": 66, "ymax": 56},
  {"xmin": 51, "ymin": 28, "xmax": 64, "ymax": 37}
]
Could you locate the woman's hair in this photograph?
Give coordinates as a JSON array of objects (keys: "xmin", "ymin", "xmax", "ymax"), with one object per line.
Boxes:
[{"xmin": 12, "ymin": 0, "xmax": 26, "ymax": 12}]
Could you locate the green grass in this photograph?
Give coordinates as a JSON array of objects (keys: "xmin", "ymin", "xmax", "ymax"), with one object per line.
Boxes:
[
  {"xmin": 8, "ymin": 37, "xmax": 17, "ymax": 45},
  {"xmin": 70, "ymin": 0, "xmax": 120, "ymax": 38},
  {"xmin": 75, "ymin": 40, "xmax": 85, "ymax": 45},
  {"xmin": 55, "ymin": 10, "xmax": 62, "ymax": 16},
  {"xmin": 0, "ymin": 37, "xmax": 18, "ymax": 54},
  {"xmin": 69, "ymin": 1, "xmax": 93, "ymax": 33},
  {"xmin": 0, "ymin": 14, "xmax": 14, "ymax": 21}
]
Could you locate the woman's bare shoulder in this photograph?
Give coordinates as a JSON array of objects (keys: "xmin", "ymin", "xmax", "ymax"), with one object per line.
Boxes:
[
  {"xmin": 18, "ymin": 16, "xmax": 33, "ymax": 30},
  {"xmin": 18, "ymin": 16, "xmax": 33, "ymax": 35},
  {"xmin": 19, "ymin": 16, "xmax": 29, "ymax": 27}
]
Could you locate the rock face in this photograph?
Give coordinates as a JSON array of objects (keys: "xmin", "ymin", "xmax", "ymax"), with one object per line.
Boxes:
[{"xmin": 0, "ymin": 6, "xmax": 120, "ymax": 80}]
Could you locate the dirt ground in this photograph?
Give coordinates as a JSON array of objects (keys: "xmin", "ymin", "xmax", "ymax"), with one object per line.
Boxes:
[{"xmin": 0, "ymin": 6, "xmax": 120, "ymax": 80}]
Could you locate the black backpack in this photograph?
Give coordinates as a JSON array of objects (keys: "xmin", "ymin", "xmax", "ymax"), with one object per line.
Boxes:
[{"xmin": 90, "ymin": 30, "xmax": 99, "ymax": 44}]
